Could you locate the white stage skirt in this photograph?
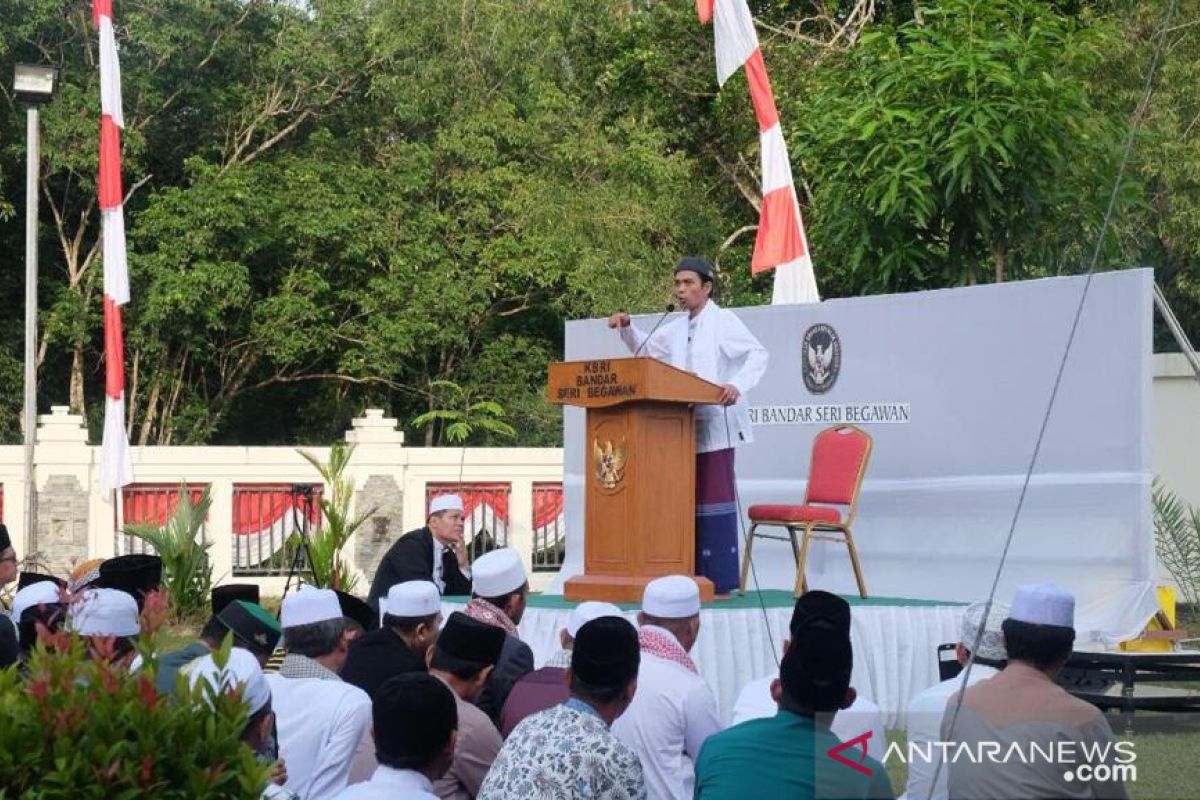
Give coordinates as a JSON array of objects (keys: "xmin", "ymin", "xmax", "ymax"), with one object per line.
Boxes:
[{"xmin": 445, "ymin": 596, "xmax": 964, "ymax": 728}]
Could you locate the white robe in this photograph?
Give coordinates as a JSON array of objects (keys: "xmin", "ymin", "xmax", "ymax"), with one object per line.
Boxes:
[
  {"xmin": 619, "ymin": 301, "xmax": 768, "ymax": 454},
  {"xmin": 611, "ymin": 641, "xmax": 722, "ymax": 800},
  {"xmin": 730, "ymin": 673, "xmax": 887, "ymax": 761},
  {"xmin": 905, "ymin": 665, "xmax": 1000, "ymax": 800},
  {"xmin": 267, "ymin": 674, "xmax": 373, "ymax": 800},
  {"xmin": 330, "ymin": 766, "xmax": 440, "ymax": 800}
]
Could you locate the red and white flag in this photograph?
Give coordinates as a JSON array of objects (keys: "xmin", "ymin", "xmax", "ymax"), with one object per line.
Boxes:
[
  {"xmin": 95, "ymin": 0, "xmax": 133, "ymax": 491},
  {"xmin": 698, "ymin": 0, "xmax": 820, "ymax": 305}
]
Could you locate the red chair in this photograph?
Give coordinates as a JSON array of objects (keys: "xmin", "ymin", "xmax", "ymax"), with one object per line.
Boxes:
[{"xmin": 739, "ymin": 425, "xmax": 872, "ymax": 598}]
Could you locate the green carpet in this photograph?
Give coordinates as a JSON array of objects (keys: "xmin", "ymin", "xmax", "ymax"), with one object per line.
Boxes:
[{"xmin": 448, "ymin": 590, "xmax": 963, "ymax": 612}]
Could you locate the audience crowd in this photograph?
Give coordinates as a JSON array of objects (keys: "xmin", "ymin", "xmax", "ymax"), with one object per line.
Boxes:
[{"xmin": 0, "ymin": 509, "xmax": 1130, "ymax": 800}]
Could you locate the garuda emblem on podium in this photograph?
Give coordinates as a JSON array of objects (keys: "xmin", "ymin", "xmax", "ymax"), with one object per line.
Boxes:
[{"xmin": 593, "ymin": 438, "xmax": 627, "ymax": 489}]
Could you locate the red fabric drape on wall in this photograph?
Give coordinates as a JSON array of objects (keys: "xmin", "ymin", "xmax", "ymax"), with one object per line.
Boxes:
[
  {"xmin": 532, "ymin": 483, "xmax": 563, "ymax": 530},
  {"xmin": 122, "ymin": 484, "xmax": 207, "ymax": 527},
  {"xmin": 232, "ymin": 485, "xmax": 323, "ymax": 535},
  {"xmin": 427, "ymin": 483, "xmax": 510, "ymax": 523}
]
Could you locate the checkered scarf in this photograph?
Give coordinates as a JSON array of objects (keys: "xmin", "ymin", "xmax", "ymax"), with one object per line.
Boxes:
[
  {"xmin": 279, "ymin": 653, "xmax": 340, "ymax": 681},
  {"xmin": 639, "ymin": 625, "xmax": 697, "ymax": 674},
  {"xmin": 464, "ymin": 598, "xmax": 518, "ymax": 637}
]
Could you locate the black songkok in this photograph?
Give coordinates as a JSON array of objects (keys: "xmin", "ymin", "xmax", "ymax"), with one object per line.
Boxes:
[
  {"xmin": 374, "ymin": 673, "xmax": 458, "ymax": 768},
  {"xmin": 95, "ymin": 554, "xmax": 163, "ymax": 610},
  {"xmin": 572, "ymin": 616, "xmax": 640, "ymax": 688},
  {"xmin": 674, "ymin": 256, "xmax": 715, "ymax": 282},
  {"xmin": 435, "ymin": 612, "xmax": 504, "ymax": 668}
]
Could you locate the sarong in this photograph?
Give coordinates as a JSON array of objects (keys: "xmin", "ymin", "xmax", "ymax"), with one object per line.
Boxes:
[{"xmin": 695, "ymin": 447, "xmax": 738, "ymax": 594}]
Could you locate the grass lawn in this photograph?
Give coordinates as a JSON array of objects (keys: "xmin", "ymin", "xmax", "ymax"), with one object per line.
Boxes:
[{"xmin": 883, "ymin": 725, "xmax": 1200, "ymax": 799}]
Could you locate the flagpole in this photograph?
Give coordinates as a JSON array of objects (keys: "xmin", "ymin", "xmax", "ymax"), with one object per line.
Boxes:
[{"xmin": 113, "ymin": 488, "xmax": 124, "ymax": 554}]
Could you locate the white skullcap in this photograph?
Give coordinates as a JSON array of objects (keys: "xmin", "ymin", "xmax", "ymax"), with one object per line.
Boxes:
[
  {"xmin": 1009, "ymin": 583, "xmax": 1074, "ymax": 628},
  {"xmin": 70, "ymin": 588, "xmax": 140, "ymax": 637},
  {"xmin": 383, "ymin": 581, "xmax": 441, "ymax": 617},
  {"xmin": 280, "ymin": 586, "xmax": 342, "ymax": 628},
  {"xmin": 642, "ymin": 575, "xmax": 701, "ymax": 619},
  {"xmin": 12, "ymin": 581, "xmax": 62, "ymax": 625},
  {"xmin": 471, "ymin": 548, "xmax": 527, "ymax": 597},
  {"xmin": 961, "ymin": 601, "xmax": 1009, "ymax": 662},
  {"xmin": 566, "ymin": 601, "xmax": 623, "ymax": 638},
  {"xmin": 189, "ymin": 647, "xmax": 272, "ymax": 716},
  {"xmin": 429, "ymin": 494, "xmax": 464, "ymax": 515}
]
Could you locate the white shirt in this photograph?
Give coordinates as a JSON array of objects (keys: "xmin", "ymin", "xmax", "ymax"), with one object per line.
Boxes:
[
  {"xmin": 330, "ymin": 766, "xmax": 440, "ymax": 800},
  {"xmin": 905, "ymin": 664, "xmax": 999, "ymax": 800},
  {"xmin": 620, "ymin": 301, "xmax": 768, "ymax": 453},
  {"xmin": 267, "ymin": 674, "xmax": 374, "ymax": 800},
  {"xmin": 730, "ymin": 674, "xmax": 887, "ymax": 761},
  {"xmin": 431, "ymin": 535, "xmax": 469, "ymax": 593},
  {"xmin": 611, "ymin": 645, "xmax": 722, "ymax": 800}
]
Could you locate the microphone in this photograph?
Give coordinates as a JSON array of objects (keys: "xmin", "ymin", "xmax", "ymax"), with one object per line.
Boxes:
[{"xmin": 633, "ymin": 303, "xmax": 676, "ymax": 358}]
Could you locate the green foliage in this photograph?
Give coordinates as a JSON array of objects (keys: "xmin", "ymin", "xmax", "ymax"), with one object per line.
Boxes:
[
  {"xmin": 124, "ymin": 485, "xmax": 214, "ymax": 623},
  {"xmin": 0, "ymin": 629, "xmax": 270, "ymax": 798},
  {"xmin": 413, "ymin": 381, "xmax": 518, "ymax": 446},
  {"xmin": 1153, "ymin": 479, "xmax": 1200, "ymax": 607},
  {"xmin": 298, "ymin": 442, "xmax": 371, "ymax": 592},
  {"xmin": 795, "ymin": 0, "xmax": 1125, "ymax": 292}
]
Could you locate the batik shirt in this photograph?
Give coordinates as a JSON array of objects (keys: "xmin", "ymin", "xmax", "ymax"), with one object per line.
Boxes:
[{"xmin": 477, "ymin": 700, "xmax": 645, "ymax": 800}]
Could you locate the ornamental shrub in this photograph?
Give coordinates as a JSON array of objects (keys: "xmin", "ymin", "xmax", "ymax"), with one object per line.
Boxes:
[{"xmin": 0, "ymin": 591, "xmax": 271, "ymax": 798}]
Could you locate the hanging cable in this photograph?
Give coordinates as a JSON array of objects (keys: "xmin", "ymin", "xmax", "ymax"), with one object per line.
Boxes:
[{"xmin": 723, "ymin": 406, "xmax": 781, "ymax": 665}]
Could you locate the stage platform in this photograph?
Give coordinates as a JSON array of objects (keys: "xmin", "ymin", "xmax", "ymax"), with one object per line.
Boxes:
[{"xmin": 446, "ymin": 590, "xmax": 965, "ymax": 727}]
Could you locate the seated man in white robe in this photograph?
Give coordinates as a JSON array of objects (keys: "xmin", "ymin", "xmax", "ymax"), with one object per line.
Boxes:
[
  {"xmin": 332, "ymin": 673, "xmax": 459, "ymax": 800},
  {"xmin": 267, "ymin": 587, "xmax": 373, "ymax": 799},
  {"xmin": 612, "ymin": 575, "xmax": 721, "ymax": 800},
  {"xmin": 189, "ymin": 647, "xmax": 291, "ymax": 797},
  {"xmin": 905, "ymin": 600, "xmax": 1008, "ymax": 800}
]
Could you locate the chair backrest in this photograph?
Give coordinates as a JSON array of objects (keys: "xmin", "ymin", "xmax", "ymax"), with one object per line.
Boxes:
[{"xmin": 804, "ymin": 425, "xmax": 872, "ymax": 506}]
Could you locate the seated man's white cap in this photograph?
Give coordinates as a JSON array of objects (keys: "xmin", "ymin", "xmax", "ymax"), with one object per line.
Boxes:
[
  {"xmin": 642, "ymin": 575, "xmax": 701, "ymax": 619},
  {"xmin": 189, "ymin": 647, "xmax": 272, "ymax": 716},
  {"xmin": 383, "ymin": 580, "xmax": 441, "ymax": 617},
  {"xmin": 472, "ymin": 548, "xmax": 527, "ymax": 597},
  {"xmin": 12, "ymin": 581, "xmax": 62, "ymax": 626},
  {"xmin": 429, "ymin": 494, "xmax": 464, "ymax": 515},
  {"xmin": 566, "ymin": 601, "xmax": 623, "ymax": 638},
  {"xmin": 961, "ymin": 600, "xmax": 1010, "ymax": 661},
  {"xmin": 280, "ymin": 586, "xmax": 342, "ymax": 628},
  {"xmin": 70, "ymin": 588, "xmax": 140, "ymax": 637},
  {"xmin": 1009, "ymin": 583, "xmax": 1074, "ymax": 628}
]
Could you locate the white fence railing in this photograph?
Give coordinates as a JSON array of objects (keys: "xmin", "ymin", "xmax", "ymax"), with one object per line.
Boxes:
[{"xmin": 0, "ymin": 407, "xmax": 564, "ymax": 593}]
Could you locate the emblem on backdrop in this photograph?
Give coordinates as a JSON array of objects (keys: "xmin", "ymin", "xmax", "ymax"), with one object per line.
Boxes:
[
  {"xmin": 593, "ymin": 438, "xmax": 627, "ymax": 489},
  {"xmin": 801, "ymin": 323, "xmax": 841, "ymax": 394}
]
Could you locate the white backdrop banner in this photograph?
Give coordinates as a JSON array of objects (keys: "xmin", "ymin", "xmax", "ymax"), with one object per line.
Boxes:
[{"xmin": 551, "ymin": 270, "xmax": 1158, "ymax": 646}]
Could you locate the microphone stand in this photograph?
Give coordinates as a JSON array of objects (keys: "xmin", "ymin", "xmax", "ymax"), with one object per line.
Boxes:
[{"xmin": 632, "ymin": 303, "xmax": 676, "ymax": 358}]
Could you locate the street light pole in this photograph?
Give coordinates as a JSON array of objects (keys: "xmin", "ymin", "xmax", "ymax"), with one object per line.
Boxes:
[
  {"xmin": 14, "ymin": 63, "xmax": 57, "ymax": 561},
  {"xmin": 23, "ymin": 105, "xmax": 40, "ymax": 559}
]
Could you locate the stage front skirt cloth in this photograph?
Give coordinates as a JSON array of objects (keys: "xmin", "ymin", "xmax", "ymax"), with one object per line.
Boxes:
[{"xmin": 445, "ymin": 593, "xmax": 961, "ymax": 728}]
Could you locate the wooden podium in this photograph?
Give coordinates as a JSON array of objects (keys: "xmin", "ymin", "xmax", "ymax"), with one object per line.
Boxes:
[{"xmin": 547, "ymin": 357, "xmax": 723, "ymax": 603}]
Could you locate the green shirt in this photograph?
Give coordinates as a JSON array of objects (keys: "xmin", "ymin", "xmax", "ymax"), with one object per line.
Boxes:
[
  {"xmin": 156, "ymin": 641, "xmax": 210, "ymax": 694},
  {"xmin": 694, "ymin": 710, "xmax": 894, "ymax": 800}
]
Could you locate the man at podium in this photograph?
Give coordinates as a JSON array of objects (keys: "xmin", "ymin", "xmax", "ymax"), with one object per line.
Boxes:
[{"xmin": 607, "ymin": 257, "xmax": 768, "ymax": 594}]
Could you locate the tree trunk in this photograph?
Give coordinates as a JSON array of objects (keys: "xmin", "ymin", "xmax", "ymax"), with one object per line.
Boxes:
[
  {"xmin": 70, "ymin": 342, "xmax": 87, "ymax": 419},
  {"xmin": 138, "ymin": 369, "xmax": 164, "ymax": 446},
  {"xmin": 992, "ymin": 240, "xmax": 1007, "ymax": 283}
]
